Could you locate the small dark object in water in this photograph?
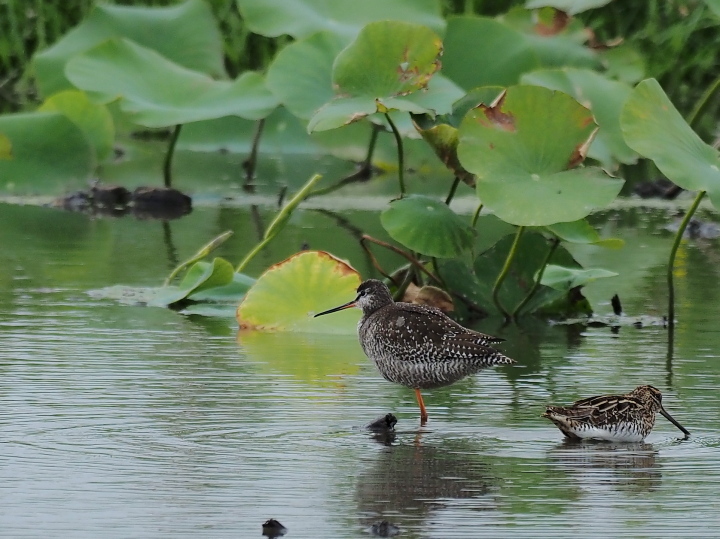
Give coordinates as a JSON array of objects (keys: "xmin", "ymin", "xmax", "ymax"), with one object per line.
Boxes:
[
  {"xmin": 366, "ymin": 413, "xmax": 397, "ymax": 432},
  {"xmin": 131, "ymin": 187, "xmax": 192, "ymax": 219},
  {"xmin": 611, "ymin": 294, "xmax": 622, "ymax": 316},
  {"xmin": 370, "ymin": 520, "xmax": 400, "ymax": 537},
  {"xmin": 91, "ymin": 184, "xmax": 131, "ymax": 208},
  {"xmin": 262, "ymin": 518, "xmax": 287, "ymax": 538}
]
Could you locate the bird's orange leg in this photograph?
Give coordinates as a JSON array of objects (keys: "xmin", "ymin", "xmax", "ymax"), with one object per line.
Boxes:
[{"xmin": 415, "ymin": 388, "xmax": 428, "ymax": 426}]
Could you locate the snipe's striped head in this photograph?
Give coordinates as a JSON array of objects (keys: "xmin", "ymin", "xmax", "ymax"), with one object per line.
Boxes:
[{"xmin": 314, "ymin": 279, "xmax": 393, "ymax": 318}]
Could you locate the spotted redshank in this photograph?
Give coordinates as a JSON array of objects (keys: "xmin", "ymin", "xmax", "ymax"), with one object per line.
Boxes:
[
  {"xmin": 314, "ymin": 279, "xmax": 515, "ymax": 425},
  {"xmin": 543, "ymin": 385, "xmax": 690, "ymax": 442}
]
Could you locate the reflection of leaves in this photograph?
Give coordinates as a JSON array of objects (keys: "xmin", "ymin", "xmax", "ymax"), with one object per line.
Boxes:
[
  {"xmin": 237, "ymin": 331, "xmax": 362, "ymax": 387},
  {"xmin": 237, "ymin": 250, "xmax": 361, "ymax": 333}
]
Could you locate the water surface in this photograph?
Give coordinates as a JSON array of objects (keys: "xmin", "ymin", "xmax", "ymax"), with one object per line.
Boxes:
[{"xmin": 2, "ymin": 202, "xmax": 720, "ymax": 537}]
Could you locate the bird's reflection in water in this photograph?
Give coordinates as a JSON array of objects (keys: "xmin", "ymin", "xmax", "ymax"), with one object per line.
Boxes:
[
  {"xmin": 356, "ymin": 433, "xmax": 496, "ymax": 530},
  {"xmin": 547, "ymin": 440, "xmax": 662, "ymax": 493}
]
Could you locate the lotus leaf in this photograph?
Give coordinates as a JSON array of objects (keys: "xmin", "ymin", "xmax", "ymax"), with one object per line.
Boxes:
[
  {"xmin": 235, "ymin": 0, "xmax": 444, "ymax": 41},
  {"xmin": 620, "ymin": 78, "xmax": 720, "ymax": 208},
  {"xmin": 0, "ymin": 112, "xmax": 94, "ymax": 192},
  {"xmin": 237, "ymin": 251, "xmax": 361, "ymax": 333},
  {"xmin": 380, "ymin": 195, "xmax": 475, "ymax": 258},
  {"xmin": 66, "ymin": 39, "xmax": 278, "ymax": 128},
  {"xmin": 458, "ymin": 85, "xmax": 624, "ymax": 226},
  {"xmin": 39, "ymin": 90, "xmax": 114, "ymax": 160},
  {"xmin": 34, "ymin": 0, "xmax": 225, "ymax": 96}
]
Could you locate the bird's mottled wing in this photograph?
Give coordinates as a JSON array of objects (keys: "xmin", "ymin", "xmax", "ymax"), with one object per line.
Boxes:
[
  {"xmin": 549, "ymin": 394, "xmax": 643, "ymax": 424},
  {"xmin": 376, "ymin": 302, "xmax": 513, "ymax": 364}
]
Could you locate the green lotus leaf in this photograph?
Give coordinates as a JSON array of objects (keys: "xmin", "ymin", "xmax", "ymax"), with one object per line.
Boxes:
[
  {"xmin": 39, "ymin": 90, "xmax": 114, "ymax": 161},
  {"xmin": 235, "ymin": 0, "xmax": 444, "ymax": 41},
  {"xmin": 524, "ymin": 0, "xmax": 612, "ymax": 16},
  {"xmin": 620, "ymin": 78, "xmax": 720, "ymax": 208},
  {"xmin": 547, "ymin": 220, "xmax": 624, "ymax": 248},
  {"xmin": 458, "ymin": 85, "xmax": 624, "ymax": 226},
  {"xmin": 442, "ymin": 16, "xmax": 539, "ymax": 90},
  {"xmin": 540, "ymin": 265, "xmax": 618, "ymax": 291},
  {"xmin": 333, "ymin": 21, "xmax": 442, "ymax": 97},
  {"xmin": 34, "ymin": 0, "xmax": 225, "ymax": 97},
  {"xmin": 381, "ymin": 195, "xmax": 475, "ymax": 258},
  {"xmin": 521, "ymin": 68, "xmax": 637, "ymax": 169},
  {"xmin": 188, "ymin": 272, "xmax": 256, "ymax": 303},
  {"xmin": 502, "ymin": 8, "xmax": 598, "ymax": 70},
  {"xmin": 150, "ymin": 258, "xmax": 235, "ymax": 307},
  {"xmin": 266, "ymin": 32, "xmax": 345, "ymax": 120},
  {"xmin": 66, "ymin": 39, "xmax": 278, "ymax": 128},
  {"xmin": 237, "ymin": 250, "xmax": 361, "ymax": 333},
  {"xmin": 0, "ymin": 112, "xmax": 95, "ymax": 192},
  {"xmin": 412, "ymin": 86, "xmax": 505, "ymax": 186}
]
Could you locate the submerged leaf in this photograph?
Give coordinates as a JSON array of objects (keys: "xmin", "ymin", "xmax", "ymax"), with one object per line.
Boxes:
[
  {"xmin": 237, "ymin": 251, "xmax": 361, "ymax": 333},
  {"xmin": 547, "ymin": 220, "xmax": 624, "ymax": 248}
]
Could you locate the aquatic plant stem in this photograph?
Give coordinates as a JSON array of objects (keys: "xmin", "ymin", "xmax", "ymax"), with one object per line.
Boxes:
[
  {"xmin": 512, "ymin": 236, "xmax": 559, "ymax": 318},
  {"xmin": 492, "ymin": 226, "xmax": 525, "ymax": 320},
  {"xmin": 163, "ymin": 124, "xmax": 182, "ymax": 188},
  {"xmin": 243, "ymin": 118, "xmax": 266, "ymax": 190},
  {"xmin": 471, "ymin": 203, "xmax": 483, "ymax": 227},
  {"xmin": 445, "ymin": 176, "xmax": 461, "ymax": 206},
  {"xmin": 236, "ymin": 174, "xmax": 323, "ymax": 273},
  {"xmin": 164, "ymin": 230, "xmax": 234, "ymax": 286},
  {"xmin": 687, "ymin": 74, "xmax": 720, "ymax": 131},
  {"xmin": 667, "ymin": 190, "xmax": 705, "ymax": 328},
  {"xmin": 360, "ymin": 235, "xmax": 441, "ymax": 285},
  {"xmin": 384, "ymin": 113, "xmax": 405, "ymax": 198}
]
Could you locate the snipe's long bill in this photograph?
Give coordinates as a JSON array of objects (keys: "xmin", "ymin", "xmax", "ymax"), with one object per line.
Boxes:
[
  {"xmin": 314, "ymin": 279, "xmax": 515, "ymax": 425},
  {"xmin": 543, "ymin": 385, "xmax": 690, "ymax": 442}
]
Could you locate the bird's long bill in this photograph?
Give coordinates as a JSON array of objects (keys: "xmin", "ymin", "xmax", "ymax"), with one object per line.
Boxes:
[
  {"xmin": 660, "ymin": 406, "xmax": 691, "ymax": 437},
  {"xmin": 314, "ymin": 299, "xmax": 357, "ymax": 317}
]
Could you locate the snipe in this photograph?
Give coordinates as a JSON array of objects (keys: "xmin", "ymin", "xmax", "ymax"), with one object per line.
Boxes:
[
  {"xmin": 314, "ymin": 279, "xmax": 514, "ymax": 425},
  {"xmin": 543, "ymin": 385, "xmax": 690, "ymax": 442}
]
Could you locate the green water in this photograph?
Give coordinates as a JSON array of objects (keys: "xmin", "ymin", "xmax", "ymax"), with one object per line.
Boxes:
[{"xmin": 3, "ymin": 199, "xmax": 720, "ymax": 538}]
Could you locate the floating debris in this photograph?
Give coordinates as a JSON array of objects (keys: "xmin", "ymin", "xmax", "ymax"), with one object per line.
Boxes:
[
  {"xmin": 262, "ymin": 518, "xmax": 287, "ymax": 538},
  {"xmin": 370, "ymin": 520, "xmax": 400, "ymax": 537},
  {"xmin": 365, "ymin": 413, "xmax": 398, "ymax": 432}
]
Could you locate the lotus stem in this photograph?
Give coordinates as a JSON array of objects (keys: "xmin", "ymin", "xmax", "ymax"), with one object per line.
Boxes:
[
  {"xmin": 687, "ymin": 74, "xmax": 720, "ymax": 131},
  {"xmin": 384, "ymin": 113, "xmax": 405, "ymax": 198},
  {"xmin": 492, "ymin": 226, "xmax": 525, "ymax": 320},
  {"xmin": 164, "ymin": 230, "xmax": 234, "ymax": 286},
  {"xmin": 360, "ymin": 235, "xmax": 441, "ymax": 285},
  {"xmin": 471, "ymin": 203, "xmax": 483, "ymax": 227},
  {"xmin": 512, "ymin": 236, "xmax": 559, "ymax": 318},
  {"xmin": 243, "ymin": 118, "xmax": 266, "ymax": 191},
  {"xmin": 667, "ymin": 190, "xmax": 705, "ymax": 328},
  {"xmin": 236, "ymin": 174, "xmax": 322, "ymax": 273},
  {"xmin": 163, "ymin": 124, "xmax": 182, "ymax": 188},
  {"xmin": 445, "ymin": 176, "xmax": 461, "ymax": 206}
]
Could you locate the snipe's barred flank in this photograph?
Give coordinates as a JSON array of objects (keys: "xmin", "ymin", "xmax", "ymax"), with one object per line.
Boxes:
[
  {"xmin": 315, "ymin": 279, "xmax": 514, "ymax": 425},
  {"xmin": 543, "ymin": 385, "xmax": 690, "ymax": 442}
]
